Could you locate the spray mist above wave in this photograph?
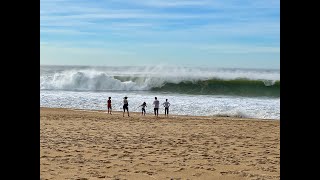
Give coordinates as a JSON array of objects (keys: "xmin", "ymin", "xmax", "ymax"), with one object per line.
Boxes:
[
  {"xmin": 40, "ymin": 70, "xmax": 150, "ymax": 91},
  {"xmin": 40, "ymin": 69, "xmax": 204, "ymax": 91},
  {"xmin": 40, "ymin": 65, "xmax": 280, "ymax": 81}
]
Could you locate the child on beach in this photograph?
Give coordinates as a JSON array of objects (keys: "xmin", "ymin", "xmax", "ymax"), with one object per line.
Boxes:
[
  {"xmin": 139, "ymin": 102, "xmax": 147, "ymax": 116},
  {"xmin": 163, "ymin": 99, "xmax": 170, "ymax": 117},
  {"xmin": 123, "ymin": 96, "xmax": 130, "ymax": 117},
  {"xmin": 107, "ymin": 97, "xmax": 112, "ymax": 114}
]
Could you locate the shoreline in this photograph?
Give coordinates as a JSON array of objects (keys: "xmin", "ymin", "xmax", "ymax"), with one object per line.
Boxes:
[
  {"xmin": 41, "ymin": 107, "xmax": 279, "ymax": 180},
  {"xmin": 40, "ymin": 107, "xmax": 278, "ymax": 121}
]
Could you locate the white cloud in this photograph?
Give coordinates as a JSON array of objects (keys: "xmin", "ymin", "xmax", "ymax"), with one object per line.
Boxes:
[
  {"xmin": 40, "ymin": 44, "xmax": 136, "ymax": 66},
  {"xmin": 118, "ymin": 0, "xmax": 279, "ymax": 9},
  {"xmin": 40, "ymin": 29, "xmax": 95, "ymax": 35},
  {"xmin": 131, "ymin": 0, "xmax": 214, "ymax": 7},
  {"xmin": 197, "ymin": 45, "xmax": 279, "ymax": 54}
]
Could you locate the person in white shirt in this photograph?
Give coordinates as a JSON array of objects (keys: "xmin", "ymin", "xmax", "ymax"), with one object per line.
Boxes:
[
  {"xmin": 153, "ymin": 97, "xmax": 160, "ymax": 117},
  {"xmin": 123, "ymin": 96, "xmax": 130, "ymax": 117},
  {"xmin": 162, "ymin": 99, "xmax": 171, "ymax": 117}
]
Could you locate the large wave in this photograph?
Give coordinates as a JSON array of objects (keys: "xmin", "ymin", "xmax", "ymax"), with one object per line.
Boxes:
[
  {"xmin": 40, "ymin": 65, "xmax": 280, "ymax": 97},
  {"xmin": 151, "ymin": 79, "xmax": 279, "ymax": 97}
]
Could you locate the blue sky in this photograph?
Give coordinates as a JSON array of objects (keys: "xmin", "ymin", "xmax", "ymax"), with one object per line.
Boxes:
[{"xmin": 40, "ymin": 0, "xmax": 280, "ymax": 69}]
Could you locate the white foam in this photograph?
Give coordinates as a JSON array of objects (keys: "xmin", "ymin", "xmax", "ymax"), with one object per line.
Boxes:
[{"xmin": 40, "ymin": 90, "xmax": 280, "ymax": 120}]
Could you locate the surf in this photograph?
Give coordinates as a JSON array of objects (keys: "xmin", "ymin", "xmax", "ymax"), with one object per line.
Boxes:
[{"xmin": 40, "ymin": 65, "xmax": 280, "ymax": 97}]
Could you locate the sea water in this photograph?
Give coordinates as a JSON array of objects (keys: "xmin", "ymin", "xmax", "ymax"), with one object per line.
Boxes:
[{"xmin": 40, "ymin": 65, "xmax": 280, "ymax": 120}]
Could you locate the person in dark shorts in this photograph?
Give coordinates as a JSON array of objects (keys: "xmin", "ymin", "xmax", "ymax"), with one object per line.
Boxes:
[
  {"xmin": 139, "ymin": 102, "xmax": 147, "ymax": 116},
  {"xmin": 153, "ymin": 97, "xmax": 160, "ymax": 117},
  {"xmin": 162, "ymin": 99, "xmax": 170, "ymax": 117},
  {"xmin": 107, "ymin": 97, "xmax": 112, "ymax": 114},
  {"xmin": 123, "ymin": 96, "xmax": 130, "ymax": 117}
]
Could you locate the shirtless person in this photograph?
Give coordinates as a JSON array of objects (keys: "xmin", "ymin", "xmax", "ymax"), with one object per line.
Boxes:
[{"xmin": 107, "ymin": 97, "xmax": 112, "ymax": 114}]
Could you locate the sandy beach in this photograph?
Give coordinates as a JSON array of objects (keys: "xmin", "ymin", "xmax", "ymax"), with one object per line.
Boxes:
[{"xmin": 40, "ymin": 107, "xmax": 280, "ymax": 180}]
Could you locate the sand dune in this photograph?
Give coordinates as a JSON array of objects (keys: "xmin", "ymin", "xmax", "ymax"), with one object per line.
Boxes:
[{"xmin": 40, "ymin": 108, "xmax": 279, "ymax": 180}]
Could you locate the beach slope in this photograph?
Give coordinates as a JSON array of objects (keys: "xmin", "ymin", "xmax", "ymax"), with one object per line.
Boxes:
[{"xmin": 40, "ymin": 108, "xmax": 279, "ymax": 180}]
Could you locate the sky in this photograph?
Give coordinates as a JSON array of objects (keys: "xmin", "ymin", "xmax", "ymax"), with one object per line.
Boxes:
[{"xmin": 40, "ymin": 0, "xmax": 280, "ymax": 69}]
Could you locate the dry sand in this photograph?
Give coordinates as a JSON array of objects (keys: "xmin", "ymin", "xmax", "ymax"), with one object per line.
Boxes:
[{"xmin": 40, "ymin": 107, "xmax": 279, "ymax": 180}]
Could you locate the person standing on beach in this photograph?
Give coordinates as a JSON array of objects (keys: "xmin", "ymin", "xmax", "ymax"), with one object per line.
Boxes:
[
  {"xmin": 153, "ymin": 97, "xmax": 160, "ymax": 117},
  {"xmin": 139, "ymin": 102, "xmax": 147, "ymax": 116},
  {"xmin": 123, "ymin": 97, "xmax": 130, "ymax": 117},
  {"xmin": 163, "ymin": 99, "xmax": 170, "ymax": 117},
  {"xmin": 107, "ymin": 97, "xmax": 112, "ymax": 114}
]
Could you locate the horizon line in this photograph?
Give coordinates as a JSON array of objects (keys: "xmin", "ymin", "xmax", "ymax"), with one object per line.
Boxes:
[{"xmin": 40, "ymin": 64, "xmax": 280, "ymax": 71}]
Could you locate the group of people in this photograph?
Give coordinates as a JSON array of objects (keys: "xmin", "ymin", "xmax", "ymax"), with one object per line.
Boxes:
[{"xmin": 106, "ymin": 97, "xmax": 171, "ymax": 117}]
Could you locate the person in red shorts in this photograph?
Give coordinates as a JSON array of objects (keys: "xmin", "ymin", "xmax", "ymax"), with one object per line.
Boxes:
[{"xmin": 107, "ymin": 97, "xmax": 112, "ymax": 114}]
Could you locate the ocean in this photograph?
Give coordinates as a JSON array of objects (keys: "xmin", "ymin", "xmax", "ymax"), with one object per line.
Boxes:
[{"xmin": 40, "ymin": 65, "xmax": 280, "ymax": 120}]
